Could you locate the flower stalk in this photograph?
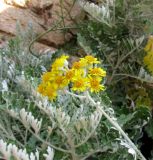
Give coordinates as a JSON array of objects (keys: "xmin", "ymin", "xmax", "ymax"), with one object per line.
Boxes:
[{"xmin": 85, "ymin": 92, "xmax": 146, "ymax": 160}]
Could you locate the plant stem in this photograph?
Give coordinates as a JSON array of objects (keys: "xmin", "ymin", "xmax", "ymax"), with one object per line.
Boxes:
[
  {"xmin": 29, "ymin": 23, "xmax": 78, "ymax": 57},
  {"xmin": 59, "ymin": 124, "xmax": 79, "ymax": 160},
  {"xmin": 86, "ymin": 92, "xmax": 146, "ymax": 160}
]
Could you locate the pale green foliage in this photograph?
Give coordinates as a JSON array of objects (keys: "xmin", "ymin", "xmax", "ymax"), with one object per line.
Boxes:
[
  {"xmin": 0, "ymin": 139, "xmax": 54, "ymax": 160},
  {"xmin": 0, "ymin": 33, "xmax": 150, "ymax": 160},
  {"xmin": 0, "ymin": 0, "xmax": 152, "ymax": 159},
  {"xmin": 77, "ymin": 0, "xmax": 153, "ymax": 108},
  {"xmin": 78, "ymin": 0, "xmax": 112, "ymax": 27},
  {"xmin": 138, "ymin": 67, "xmax": 153, "ymax": 83}
]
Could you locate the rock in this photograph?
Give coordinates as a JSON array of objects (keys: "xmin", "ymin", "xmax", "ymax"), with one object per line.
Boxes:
[
  {"xmin": 3, "ymin": 0, "xmax": 27, "ymax": 8},
  {"xmin": 28, "ymin": 0, "xmax": 53, "ymax": 9},
  {"xmin": 33, "ymin": 42, "xmax": 56, "ymax": 54},
  {"xmin": 0, "ymin": 31, "xmax": 56, "ymax": 53},
  {"xmin": 0, "ymin": 0, "xmax": 84, "ymax": 53}
]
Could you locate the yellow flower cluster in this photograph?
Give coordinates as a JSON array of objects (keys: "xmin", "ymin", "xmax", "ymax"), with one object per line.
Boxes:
[
  {"xmin": 144, "ymin": 36, "xmax": 153, "ymax": 75},
  {"xmin": 37, "ymin": 55, "xmax": 106, "ymax": 100}
]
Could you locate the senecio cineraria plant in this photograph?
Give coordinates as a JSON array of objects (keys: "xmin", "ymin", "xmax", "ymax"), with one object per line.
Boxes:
[
  {"xmin": 0, "ymin": 0, "xmax": 151, "ymax": 159},
  {"xmin": 36, "ymin": 55, "xmax": 145, "ymax": 160},
  {"xmin": 0, "ymin": 53, "xmax": 147, "ymax": 160}
]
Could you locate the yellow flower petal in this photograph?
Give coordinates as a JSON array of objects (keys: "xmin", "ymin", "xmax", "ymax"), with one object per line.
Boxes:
[
  {"xmin": 52, "ymin": 55, "xmax": 69, "ymax": 71},
  {"xmin": 72, "ymin": 77, "xmax": 88, "ymax": 92},
  {"xmin": 72, "ymin": 61, "xmax": 86, "ymax": 70},
  {"xmin": 84, "ymin": 55, "xmax": 100, "ymax": 64},
  {"xmin": 65, "ymin": 69, "xmax": 75, "ymax": 81},
  {"xmin": 89, "ymin": 68, "xmax": 106, "ymax": 77},
  {"xmin": 42, "ymin": 72, "xmax": 54, "ymax": 82},
  {"xmin": 54, "ymin": 75, "xmax": 68, "ymax": 89},
  {"xmin": 89, "ymin": 77, "xmax": 105, "ymax": 93},
  {"xmin": 45, "ymin": 85, "xmax": 57, "ymax": 100}
]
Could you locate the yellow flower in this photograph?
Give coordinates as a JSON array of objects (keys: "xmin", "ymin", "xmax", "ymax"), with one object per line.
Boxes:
[
  {"xmin": 72, "ymin": 61, "xmax": 86, "ymax": 70},
  {"xmin": 65, "ymin": 69, "xmax": 75, "ymax": 81},
  {"xmin": 144, "ymin": 51, "xmax": 153, "ymax": 74},
  {"xmin": 42, "ymin": 72, "xmax": 54, "ymax": 82},
  {"xmin": 89, "ymin": 68, "xmax": 106, "ymax": 77},
  {"xmin": 37, "ymin": 82, "xmax": 57, "ymax": 100},
  {"xmin": 37, "ymin": 83, "xmax": 45, "ymax": 94},
  {"xmin": 144, "ymin": 36, "xmax": 153, "ymax": 52},
  {"xmin": 37, "ymin": 54, "xmax": 106, "ymax": 99},
  {"xmin": 54, "ymin": 75, "xmax": 68, "ymax": 89},
  {"xmin": 89, "ymin": 77, "xmax": 105, "ymax": 93},
  {"xmin": 44, "ymin": 85, "xmax": 57, "ymax": 100},
  {"xmin": 84, "ymin": 55, "xmax": 100, "ymax": 64},
  {"xmin": 52, "ymin": 55, "xmax": 69, "ymax": 71},
  {"xmin": 74, "ymin": 69, "xmax": 86, "ymax": 78},
  {"xmin": 72, "ymin": 77, "xmax": 88, "ymax": 92},
  {"xmin": 144, "ymin": 36, "xmax": 153, "ymax": 75}
]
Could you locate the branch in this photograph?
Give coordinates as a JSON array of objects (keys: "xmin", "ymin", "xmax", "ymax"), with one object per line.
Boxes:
[{"xmin": 85, "ymin": 92, "xmax": 146, "ymax": 160}]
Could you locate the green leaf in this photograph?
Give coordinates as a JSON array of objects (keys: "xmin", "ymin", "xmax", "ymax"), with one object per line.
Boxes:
[
  {"xmin": 145, "ymin": 118, "xmax": 153, "ymax": 139},
  {"xmin": 117, "ymin": 113, "xmax": 135, "ymax": 127}
]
